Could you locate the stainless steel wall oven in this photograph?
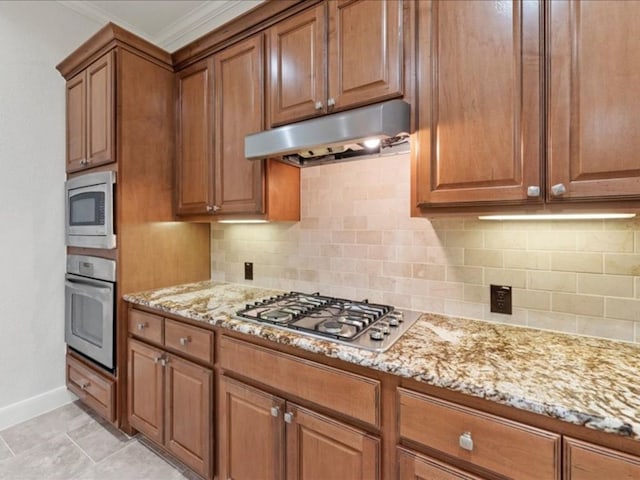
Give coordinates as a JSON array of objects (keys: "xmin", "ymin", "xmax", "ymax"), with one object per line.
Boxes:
[{"xmin": 65, "ymin": 255, "xmax": 116, "ymax": 371}]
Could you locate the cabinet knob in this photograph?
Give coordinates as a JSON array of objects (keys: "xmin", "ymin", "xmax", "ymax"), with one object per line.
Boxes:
[
  {"xmin": 79, "ymin": 381, "xmax": 90, "ymax": 390},
  {"xmin": 284, "ymin": 411, "xmax": 294, "ymax": 424},
  {"xmin": 80, "ymin": 159, "xmax": 87, "ymax": 166},
  {"xmin": 270, "ymin": 406, "xmax": 280, "ymax": 418},
  {"xmin": 206, "ymin": 205, "xmax": 213, "ymax": 212},
  {"xmin": 160, "ymin": 357, "xmax": 169, "ymax": 367},
  {"xmin": 179, "ymin": 336, "xmax": 191, "ymax": 346},
  {"xmin": 136, "ymin": 322, "xmax": 147, "ymax": 330},
  {"xmin": 550, "ymin": 183, "xmax": 567, "ymax": 197},
  {"xmin": 527, "ymin": 186, "xmax": 541, "ymax": 197},
  {"xmin": 327, "ymin": 97, "xmax": 336, "ymax": 108},
  {"xmin": 314, "ymin": 101, "xmax": 323, "ymax": 110},
  {"xmin": 206, "ymin": 205, "xmax": 221, "ymax": 213},
  {"xmin": 153, "ymin": 355, "xmax": 163, "ymax": 364},
  {"xmin": 459, "ymin": 431, "xmax": 474, "ymax": 451}
]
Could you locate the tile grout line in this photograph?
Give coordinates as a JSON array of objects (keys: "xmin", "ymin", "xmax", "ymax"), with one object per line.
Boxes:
[
  {"xmin": 64, "ymin": 433, "xmax": 97, "ymax": 465},
  {"xmin": 0, "ymin": 433, "xmax": 16, "ymax": 458},
  {"xmin": 90, "ymin": 437, "xmax": 138, "ymax": 466}
]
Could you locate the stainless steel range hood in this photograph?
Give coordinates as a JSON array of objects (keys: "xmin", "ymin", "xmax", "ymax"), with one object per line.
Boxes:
[{"xmin": 244, "ymin": 99, "xmax": 410, "ymax": 167}]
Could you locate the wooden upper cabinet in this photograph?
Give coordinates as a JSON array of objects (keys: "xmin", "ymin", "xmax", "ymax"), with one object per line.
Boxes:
[
  {"xmin": 218, "ymin": 376, "xmax": 285, "ymax": 480},
  {"xmin": 547, "ymin": 0, "xmax": 640, "ymax": 202},
  {"xmin": 86, "ymin": 52, "xmax": 114, "ymax": 167},
  {"xmin": 176, "ymin": 58, "xmax": 215, "ymax": 215},
  {"xmin": 268, "ymin": 3, "xmax": 326, "ymax": 126},
  {"xmin": 414, "ymin": 0, "xmax": 542, "ymax": 207},
  {"xmin": 267, "ymin": 0, "xmax": 403, "ymax": 127},
  {"xmin": 65, "ymin": 50, "xmax": 115, "ymax": 173},
  {"xmin": 66, "ymin": 74, "xmax": 86, "ymax": 172},
  {"xmin": 286, "ymin": 403, "xmax": 380, "ymax": 480},
  {"xmin": 328, "ymin": 0, "xmax": 403, "ymax": 111},
  {"xmin": 214, "ymin": 34, "xmax": 265, "ymax": 215}
]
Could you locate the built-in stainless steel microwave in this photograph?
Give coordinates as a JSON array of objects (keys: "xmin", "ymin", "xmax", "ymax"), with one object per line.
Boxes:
[{"xmin": 65, "ymin": 171, "xmax": 116, "ymax": 249}]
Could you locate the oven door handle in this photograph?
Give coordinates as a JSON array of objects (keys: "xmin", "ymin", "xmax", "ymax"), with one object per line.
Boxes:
[{"xmin": 65, "ymin": 276, "xmax": 113, "ymax": 292}]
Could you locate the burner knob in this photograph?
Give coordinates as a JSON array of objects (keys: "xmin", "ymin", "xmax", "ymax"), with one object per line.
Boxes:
[
  {"xmin": 377, "ymin": 321, "xmax": 391, "ymax": 334},
  {"xmin": 387, "ymin": 316, "xmax": 400, "ymax": 327},
  {"xmin": 389, "ymin": 311, "xmax": 404, "ymax": 322},
  {"xmin": 369, "ymin": 329, "xmax": 385, "ymax": 341}
]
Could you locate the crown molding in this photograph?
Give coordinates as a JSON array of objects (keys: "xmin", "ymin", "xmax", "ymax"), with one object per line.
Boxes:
[
  {"xmin": 57, "ymin": 1, "xmax": 154, "ymax": 44},
  {"xmin": 156, "ymin": 0, "xmax": 263, "ymax": 52},
  {"xmin": 57, "ymin": 0, "xmax": 264, "ymax": 53}
]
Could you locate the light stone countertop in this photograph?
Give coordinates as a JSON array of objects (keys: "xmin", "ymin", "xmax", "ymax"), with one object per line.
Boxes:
[{"xmin": 124, "ymin": 280, "xmax": 640, "ymax": 441}]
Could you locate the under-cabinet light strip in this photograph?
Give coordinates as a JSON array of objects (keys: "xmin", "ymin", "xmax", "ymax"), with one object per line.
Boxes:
[
  {"xmin": 478, "ymin": 213, "xmax": 636, "ymax": 221},
  {"xmin": 217, "ymin": 219, "xmax": 270, "ymax": 224}
]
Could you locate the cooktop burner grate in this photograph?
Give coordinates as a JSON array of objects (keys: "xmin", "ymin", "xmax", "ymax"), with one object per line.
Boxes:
[{"xmin": 236, "ymin": 292, "xmax": 421, "ymax": 352}]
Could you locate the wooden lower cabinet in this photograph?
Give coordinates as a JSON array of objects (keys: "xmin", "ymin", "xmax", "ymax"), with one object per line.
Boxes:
[
  {"xmin": 128, "ymin": 338, "xmax": 213, "ymax": 479},
  {"xmin": 564, "ymin": 437, "xmax": 640, "ymax": 480},
  {"xmin": 398, "ymin": 388, "xmax": 561, "ymax": 480},
  {"xmin": 66, "ymin": 353, "xmax": 116, "ymax": 424},
  {"xmin": 218, "ymin": 375, "xmax": 380, "ymax": 480},
  {"xmin": 398, "ymin": 448, "xmax": 483, "ymax": 480}
]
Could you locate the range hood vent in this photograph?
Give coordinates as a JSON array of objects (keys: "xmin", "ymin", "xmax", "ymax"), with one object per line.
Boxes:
[{"xmin": 245, "ymin": 100, "xmax": 411, "ymax": 167}]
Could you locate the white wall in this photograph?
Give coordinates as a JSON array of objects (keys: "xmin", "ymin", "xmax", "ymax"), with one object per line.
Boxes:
[{"xmin": 0, "ymin": 1, "xmax": 101, "ymax": 427}]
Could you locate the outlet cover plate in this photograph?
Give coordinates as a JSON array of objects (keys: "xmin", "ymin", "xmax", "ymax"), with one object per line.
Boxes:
[{"xmin": 490, "ymin": 285, "xmax": 512, "ymax": 315}]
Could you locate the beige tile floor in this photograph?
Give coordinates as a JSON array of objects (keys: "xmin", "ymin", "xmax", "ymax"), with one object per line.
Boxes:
[{"xmin": 0, "ymin": 402, "xmax": 200, "ymax": 480}]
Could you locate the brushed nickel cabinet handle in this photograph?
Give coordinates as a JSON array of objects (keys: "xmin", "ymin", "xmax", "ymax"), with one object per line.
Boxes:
[
  {"xmin": 153, "ymin": 355, "xmax": 163, "ymax": 364},
  {"xmin": 327, "ymin": 97, "xmax": 335, "ymax": 107},
  {"xmin": 284, "ymin": 411, "xmax": 294, "ymax": 424},
  {"xmin": 314, "ymin": 101, "xmax": 323, "ymax": 110},
  {"xmin": 270, "ymin": 406, "xmax": 280, "ymax": 418},
  {"xmin": 80, "ymin": 381, "xmax": 90, "ymax": 390},
  {"xmin": 550, "ymin": 183, "xmax": 567, "ymax": 197},
  {"xmin": 136, "ymin": 322, "xmax": 147, "ymax": 330},
  {"xmin": 179, "ymin": 336, "xmax": 191, "ymax": 346},
  {"xmin": 527, "ymin": 185, "xmax": 540, "ymax": 197},
  {"xmin": 206, "ymin": 205, "xmax": 213, "ymax": 212},
  {"xmin": 459, "ymin": 431, "xmax": 474, "ymax": 451}
]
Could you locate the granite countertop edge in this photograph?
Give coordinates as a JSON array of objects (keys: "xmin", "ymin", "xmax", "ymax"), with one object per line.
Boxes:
[{"xmin": 123, "ymin": 281, "xmax": 640, "ymax": 441}]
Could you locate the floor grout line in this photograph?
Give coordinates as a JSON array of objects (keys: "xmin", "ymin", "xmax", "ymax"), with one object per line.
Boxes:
[
  {"xmin": 0, "ymin": 433, "xmax": 16, "ymax": 458},
  {"xmin": 91, "ymin": 437, "xmax": 139, "ymax": 466},
  {"xmin": 64, "ymin": 433, "xmax": 97, "ymax": 465}
]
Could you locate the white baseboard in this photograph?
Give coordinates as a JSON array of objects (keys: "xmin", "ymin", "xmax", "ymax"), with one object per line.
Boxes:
[{"xmin": 0, "ymin": 387, "xmax": 78, "ymax": 431}]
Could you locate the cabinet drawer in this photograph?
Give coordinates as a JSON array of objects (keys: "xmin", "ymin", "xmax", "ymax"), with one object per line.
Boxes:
[
  {"xmin": 129, "ymin": 309, "xmax": 163, "ymax": 344},
  {"xmin": 219, "ymin": 336, "xmax": 380, "ymax": 428},
  {"xmin": 398, "ymin": 389, "xmax": 560, "ymax": 480},
  {"xmin": 564, "ymin": 437, "xmax": 640, "ymax": 480},
  {"xmin": 398, "ymin": 447, "xmax": 483, "ymax": 480},
  {"xmin": 164, "ymin": 319, "xmax": 213, "ymax": 364},
  {"xmin": 66, "ymin": 354, "xmax": 115, "ymax": 423}
]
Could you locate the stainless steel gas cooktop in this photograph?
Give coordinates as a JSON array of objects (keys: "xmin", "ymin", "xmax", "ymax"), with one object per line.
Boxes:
[{"xmin": 235, "ymin": 292, "xmax": 421, "ymax": 352}]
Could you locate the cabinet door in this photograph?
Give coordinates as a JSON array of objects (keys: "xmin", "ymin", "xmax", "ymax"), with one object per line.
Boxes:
[
  {"xmin": 165, "ymin": 354, "xmax": 212, "ymax": 479},
  {"xmin": 85, "ymin": 50, "xmax": 115, "ymax": 168},
  {"xmin": 218, "ymin": 376, "xmax": 285, "ymax": 480},
  {"xmin": 327, "ymin": 0, "xmax": 402, "ymax": 111},
  {"xmin": 214, "ymin": 35, "xmax": 265, "ymax": 215},
  {"xmin": 547, "ymin": 1, "xmax": 640, "ymax": 201},
  {"xmin": 176, "ymin": 58, "xmax": 215, "ymax": 215},
  {"xmin": 268, "ymin": 3, "xmax": 326, "ymax": 126},
  {"xmin": 398, "ymin": 448, "xmax": 483, "ymax": 480},
  {"xmin": 286, "ymin": 403, "xmax": 380, "ymax": 480},
  {"xmin": 127, "ymin": 339, "xmax": 164, "ymax": 445},
  {"xmin": 564, "ymin": 438, "xmax": 640, "ymax": 480},
  {"xmin": 413, "ymin": 0, "xmax": 542, "ymax": 206},
  {"xmin": 66, "ymin": 72, "xmax": 86, "ymax": 172}
]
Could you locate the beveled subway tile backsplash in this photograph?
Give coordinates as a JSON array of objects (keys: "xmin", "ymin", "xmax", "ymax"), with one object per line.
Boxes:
[{"xmin": 211, "ymin": 153, "xmax": 640, "ymax": 343}]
